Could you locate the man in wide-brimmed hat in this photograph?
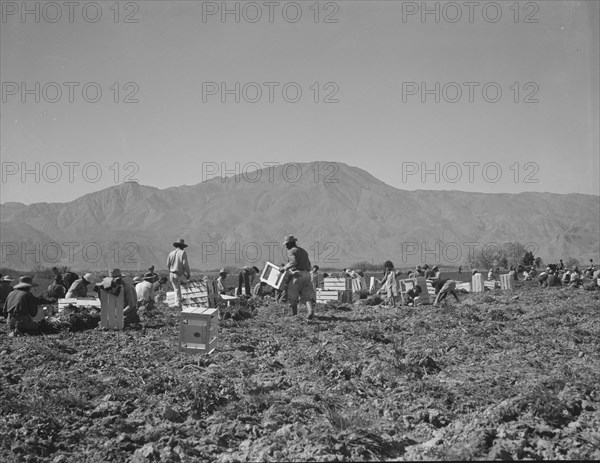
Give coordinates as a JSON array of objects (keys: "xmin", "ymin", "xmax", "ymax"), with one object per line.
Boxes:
[
  {"xmin": 65, "ymin": 273, "xmax": 96, "ymax": 298},
  {"xmin": 3, "ymin": 276, "xmax": 43, "ymax": 333},
  {"xmin": 167, "ymin": 239, "xmax": 191, "ymax": 306},
  {"xmin": 278, "ymin": 235, "xmax": 316, "ymax": 319}
]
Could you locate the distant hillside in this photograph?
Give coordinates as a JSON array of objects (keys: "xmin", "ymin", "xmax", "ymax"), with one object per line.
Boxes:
[{"xmin": 1, "ymin": 162, "xmax": 598, "ymax": 271}]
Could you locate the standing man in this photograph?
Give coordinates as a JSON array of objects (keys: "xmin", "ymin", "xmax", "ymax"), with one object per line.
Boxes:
[
  {"xmin": 167, "ymin": 238, "xmax": 191, "ymax": 307},
  {"xmin": 65, "ymin": 273, "xmax": 96, "ymax": 298},
  {"xmin": 279, "ymin": 235, "xmax": 316, "ymax": 319},
  {"xmin": 238, "ymin": 266, "xmax": 260, "ymax": 298}
]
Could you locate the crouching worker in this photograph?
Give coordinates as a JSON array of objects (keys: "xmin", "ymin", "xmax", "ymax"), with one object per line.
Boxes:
[
  {"xmin": 3, "ymin": 276, "xmax": 51, "ymax": 334},
  {"xmin": 136, "ymin": 272, "xmax": 155, "ymax": 313},
  {"xmin": 433, "ymin": 279, "xmax": 460, "ymax": 306},
  {"xmin": 405, "ymin": 285, "xmax": 422, "ymax": 306},
  {"xmin": 279, "ymin": 235, "xmax": 316, "ymax": 319}
]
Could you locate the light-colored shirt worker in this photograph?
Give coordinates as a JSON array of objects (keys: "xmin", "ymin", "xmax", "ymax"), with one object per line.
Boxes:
[
  {"xmin": 65, "ymin": 273, "xmax": 95, "ymax": 299},
  {"xmin": 136, "ymin": 280, "xmax": 154, "ymax": 303},
  {"xmin": 167, "ymin": 247, "xmax": 191, "ymax": 278},
  {"xmin": 167, "ymin": 239, "xmax": 191, "ymax": 306}
]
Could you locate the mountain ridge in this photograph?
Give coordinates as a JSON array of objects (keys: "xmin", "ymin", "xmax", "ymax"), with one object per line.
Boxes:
[{"xmin": 1, "ymin": 162, "xmax": 598, "ymax": 271}]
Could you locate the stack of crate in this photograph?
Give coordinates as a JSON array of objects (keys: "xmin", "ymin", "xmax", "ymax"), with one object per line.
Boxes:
[
  {"xmin": 179, "ymin": 306, "xmax": 218, "ymax": 354},
  {"xmin": 179, "ymin": 280, "xmax": 219, "ymax": 308},
  {"xmin": 316, "ymin": 277, "xmax": 352, "ymax": 303}
]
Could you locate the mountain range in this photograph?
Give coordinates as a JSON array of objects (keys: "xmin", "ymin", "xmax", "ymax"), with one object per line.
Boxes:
[{"xmin": 1, "ymin": 162, "xmax": 598, "ymax": 272}]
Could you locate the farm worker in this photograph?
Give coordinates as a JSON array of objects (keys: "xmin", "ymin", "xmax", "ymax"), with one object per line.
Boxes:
[
  {"xmin": 433, "ymin": 279, "xmax": 460, "ymax": 306},
  {"xmin": 47, "ymin": 275, "xmax": 66, "ymax": 301},
  {"xmin": 548, "ymin": 271, "xmax": 561, "ymax": 287},
  {"xmin": 488, "ymin": 268, "xmax": 494, "ymax": 280},
  {"xmin": 152, "ymin": 276, "xmax": 168, "ymax": 293},
  {"xmin": 62, "ymin": 271, "xmax": 79, "ymax": 292},
  {"xmin": 405, "ymin": 285, "xmax": 422, "ymax": 306},
  {"xmin": 377, "ymin": 260, "xmax": 399, "ymax": 308},
  {"xmin": 593, "ymin": 269, "xmax": 600, "ymax": 281},
  {"xmin": 237, "ymin": 266, "xmax": 260, "ymax": 298},
  {"xmin": 557, "ymin": 259, "xmax": 565, "ymax": 271},
  {"xmin": 569, "ymin": 271, "xmax": 582, "ymax": 288},
  {"xmin": 538, "ymin": 269, "xmax": 549, "ymax": 287},
  {"xmin": 216, "ymin": 269, "xmax": 228, "ymax": 294},
  {"xmin": 253, "ymin": 281, "xmax": 274, "ymax": 298},
  {"xmin": 3, "ymin": 276, "xmax": 45, "ymax": 333},
  {"xmin": 65, "ymin": 273, "xmax": 96, "ymax": 298},
  {"xmin": 109, "ymin": 269, "xmax": 139, "ymax": 325},
  {"xmin": 167, "ymin": 238, "xmax": 191, "ymax": 307},
  {"xmin": 146, "ymin": 266, "xmax": 159, "ymax": 284},
  {"xmin": 51, "ymin": 267, "xmax": 65, "ymax": 288},
  {"xmin": 310, "ymin": 265, "xmax": 321, "ymax": 289},
  {"xmin": 136, "ymin": 272, "xmax": 155, "ymax": 307},
  {"xmin": 279, "ymin": 235, "xmax": 316, "ymax": 319},
  {"xmin": 0, "ymin": 275, "xmax": 14, "ymax": 305},
  {"xmin": 428, "ymin": 266, "xmax": 440, "ymax": 281},
  {"xmin": 561, "ymin": 270, "xmax": 571, "ymax": 285}
]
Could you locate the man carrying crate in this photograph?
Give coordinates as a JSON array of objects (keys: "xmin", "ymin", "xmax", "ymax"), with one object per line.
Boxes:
[{"xmin": 279, "ymin": 235, "xmax": 316, "ymax": 320}]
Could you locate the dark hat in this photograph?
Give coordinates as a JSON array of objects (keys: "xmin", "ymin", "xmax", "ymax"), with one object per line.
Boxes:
[
  {"xmin": 283, "ymin": 235, "xmax": 297, "ymax": 245},
  {"xmin": 109, "ymin": 268, "xmax": 124, "ymax": 278},
  {"xmin": 14, "ymin": 275, "xmax": 39, "ymax": 289},
  {"xmin": 173, "ymin": 239, "xmax": 188, "ymax": 248}
]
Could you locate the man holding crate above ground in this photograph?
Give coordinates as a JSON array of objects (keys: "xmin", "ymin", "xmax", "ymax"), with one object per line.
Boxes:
[
  {"xmin": 279, "ymin": 235, "xmax": 316, "ymax": 320},
  {"xmin": 167, "ymin": 239, "xmax": 191, "ymax": 307}
]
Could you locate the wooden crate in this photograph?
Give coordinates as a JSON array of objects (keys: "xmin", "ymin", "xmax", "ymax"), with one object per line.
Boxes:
[
  {"xmin": 351, "ymin": 278, "xmax": 365, "ymax": 292},
  {"xmin": 369, "ymin": 277, "xmax": 380, "ymax": 294},
  {"xmin": 425, "ymin": 280, "xmax": 436, "ymax": 296},
  {"xmin": 179, "ymin": 307, "xmax": 218, "ymax": 354},
  {"xmin": 484, "ymin": 280, "xmax": 498, "ymax": 290},
  {"xmin": 472, "ymin": 273, "xmax": 483, "ymax": 293},
  {"xmin": 415, "ymin": 277, "xmax": 431, "ymax": 304},
  {"xmin": 323, "ymin": 277, "xmax": 352, "ymax": 291},
  {"xmin": 99, "ymin": 290, "xmax": 124, "ymax": 330},
  {"xmin": 456, "ymin": 282, "xmax": 471, "ymax": 292},
  {"xmin": 500, "ymin": 274, "xmax": 514, "ymax": 290},
  {"xmin": 260, "ymin": 262, "xmax": 285, "ymax": 289},
  {"xmin": 168, "ymin": 280, "xmax": 219, "ymax": 307},
  {"xmin": 316, "ymin": 289, "xmax": 352, "ymax": 304},
  {"xmin": 58, "ymin": 297, "xmax": 101, "ymax": 310}
]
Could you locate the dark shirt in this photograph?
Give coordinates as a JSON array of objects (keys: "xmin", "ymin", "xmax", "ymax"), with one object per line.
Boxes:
[
  {"xmin": 47, "ymin": 282, "xmax": 66, "ymax": 299},
  {"xmin": 285, "ymin": 246, "xmax": 312, "ymax": 272},
  {"xmin": 0, "ymin": 283, "xmax": 14, "ymax": 303},
  {"xmin": 3, "ymin": 289, "xmax": 39, "ymax": 318}
]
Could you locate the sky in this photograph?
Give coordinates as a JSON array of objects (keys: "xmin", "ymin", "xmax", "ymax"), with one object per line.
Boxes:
[{"xmin": 1, "ymin": 0, "xmax": 599, "ymax": 204}]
